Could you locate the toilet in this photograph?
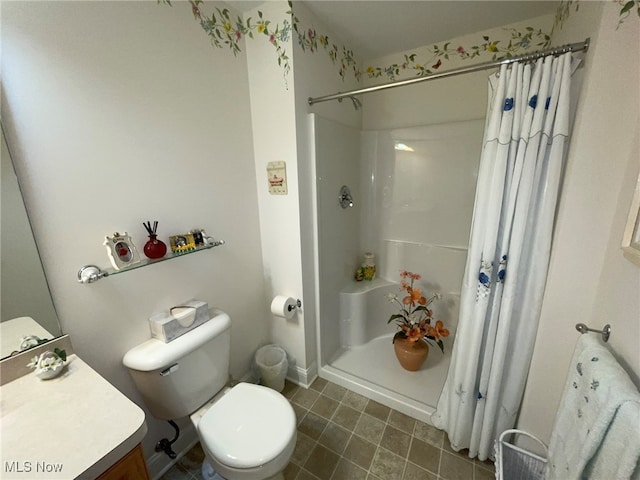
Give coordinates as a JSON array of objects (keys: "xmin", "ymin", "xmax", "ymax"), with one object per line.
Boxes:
[{"xmin": 123, "ymin": 310, "xmax": 296, "ymax": 480}]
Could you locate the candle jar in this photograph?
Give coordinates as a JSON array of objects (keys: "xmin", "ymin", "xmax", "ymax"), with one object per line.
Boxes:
[
  {"xmin": 362, "ymin": 252, "xmax": 376, "ymax": 281},
  {"xmin": 355, "ymin": 252, "xmax": 376, "ymax": 281}
]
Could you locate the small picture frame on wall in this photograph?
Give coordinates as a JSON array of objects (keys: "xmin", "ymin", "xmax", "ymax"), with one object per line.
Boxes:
[
  {"xmin": 104, "ymin": 232, "xmax": 141, "ymax": 270},
  {"xmin": 622, "ymin": 171, "xmax": 640, "ymax": 267},
  {"xmin": 267, "ymin": 161, "xmax": 288, "ymax": 195}
]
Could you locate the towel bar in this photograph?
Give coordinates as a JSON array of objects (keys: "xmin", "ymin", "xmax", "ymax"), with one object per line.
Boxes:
[{"xmin": 575, "ymin": 323, "xmax": 611, "ymax": 342}]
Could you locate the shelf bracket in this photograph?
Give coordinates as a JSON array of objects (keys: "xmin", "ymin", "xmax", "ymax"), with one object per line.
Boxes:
[{"xmin": 77, "ymin": 265, "xmax": 108, "ymax": 284}]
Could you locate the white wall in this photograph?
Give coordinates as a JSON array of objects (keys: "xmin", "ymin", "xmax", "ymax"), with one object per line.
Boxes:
[
  {"xmin": 1, "ymin": 1, "xmax": 266, "ymax": 475},
  {"xmin": 244, "ymin": 1, "xmax": 309, "ymax": 382},
  {"xmin": 518, "ymin": 1, "xmax": 640, "ymax": 442},
  {"xmin": 245, "ymin": 0, "xmax": 362, "ymax": 380},
  {"xmin": 293, "ymin": 1, "xmax": 363, "ymax": 373}
]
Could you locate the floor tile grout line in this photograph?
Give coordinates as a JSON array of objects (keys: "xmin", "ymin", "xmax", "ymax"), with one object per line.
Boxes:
[
  {"xmin": 399, "ymin": 443, "xmax": 409, "ymax": 480},
  {"xmin": 436, "ymin": 442, "xmax": 444, "ymax": 478},
  {"xmin": 405, "ymin": 425, "xmax": 416, "ymax": 477},
  {"xmin": 370, "ymin": 443, "xmax": 382, "ymax": 478}
]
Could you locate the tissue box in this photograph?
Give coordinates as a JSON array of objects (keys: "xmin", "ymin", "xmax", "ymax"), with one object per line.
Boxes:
[{"xmin": 149, "ymin": 300, "xmax": 209, "ymax": 343}]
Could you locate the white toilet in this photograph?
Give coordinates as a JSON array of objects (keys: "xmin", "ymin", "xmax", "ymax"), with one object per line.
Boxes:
[{"xmin": 123, "ymin": 310, "xmax": 296, "ymax": 480}]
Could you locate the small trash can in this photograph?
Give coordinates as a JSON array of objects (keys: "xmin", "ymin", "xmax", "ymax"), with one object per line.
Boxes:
[{"xmin": 255, "ymin": 344, "xmax": 288, "ymax": 392}]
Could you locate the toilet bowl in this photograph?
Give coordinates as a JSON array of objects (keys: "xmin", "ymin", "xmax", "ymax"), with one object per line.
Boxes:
[
  {"xmin": 123, "ymin": 310, "xmax": 296, "ymax": 480},
  {"xmin": 192, "ymin": 383, "xmax": 296, "ymax": 480}
]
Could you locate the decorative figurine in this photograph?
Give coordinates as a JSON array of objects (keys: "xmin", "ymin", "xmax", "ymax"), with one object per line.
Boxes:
[
  {"xmin": 190, "ymin": 228, "xmax": 204, "ymax": 246},
  {"xmin": 169, "ymin": 234, "xmax": 196, "ymax": 254}
]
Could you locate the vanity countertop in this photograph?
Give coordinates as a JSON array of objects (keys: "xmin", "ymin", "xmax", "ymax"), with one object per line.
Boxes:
[{"xmin": 0, "ymin": 354, "xmax": 147, "ymax": 479}]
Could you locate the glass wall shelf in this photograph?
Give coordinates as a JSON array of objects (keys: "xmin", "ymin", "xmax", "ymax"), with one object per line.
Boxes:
[{"xmin": 77, "ymin": 240, "xmax": 225, "ymax": 284}]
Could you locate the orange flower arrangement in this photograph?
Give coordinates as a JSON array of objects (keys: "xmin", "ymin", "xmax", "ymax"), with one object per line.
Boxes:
[{"xmin": 386, "ymin": 271, "xmax": 450, "ymax": 353}]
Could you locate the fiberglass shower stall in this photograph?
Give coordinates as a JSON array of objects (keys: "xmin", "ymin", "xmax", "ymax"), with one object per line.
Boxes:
[{"xmin": 311, "ymin": 109, "xmax": 484, "ymax": 423}]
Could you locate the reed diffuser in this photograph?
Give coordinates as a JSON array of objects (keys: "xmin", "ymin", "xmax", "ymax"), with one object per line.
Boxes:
[{"xmin": 143, "ymin": 220, "xmax": 167, "ymax": 259}]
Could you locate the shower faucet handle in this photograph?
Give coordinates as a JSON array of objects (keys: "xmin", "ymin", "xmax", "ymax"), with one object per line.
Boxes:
[{"xmin": 339, "ymin": 185, "xmax": 354, "ymax": 209}]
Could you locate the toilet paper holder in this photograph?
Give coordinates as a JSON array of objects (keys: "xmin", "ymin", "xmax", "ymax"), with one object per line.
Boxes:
[
  {"xmin": 271, "ymin": 296, "xmax": 302, "ymax": 319},
  {"xmin": 288, "ymin": 299, "xmax": 302, "ymax": 312}
]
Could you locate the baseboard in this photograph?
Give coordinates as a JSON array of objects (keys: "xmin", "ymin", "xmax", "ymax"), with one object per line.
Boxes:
[
  {"xmin": 286, "ymin": 359, "xmax": 318, "ymax": 388},
  {"xmin": 147, "ymin": 421, "xmax": 199, "ymax": 480}
]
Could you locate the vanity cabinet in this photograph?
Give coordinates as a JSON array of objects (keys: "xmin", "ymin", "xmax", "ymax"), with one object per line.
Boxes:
[{"xmin": 97, "ymin": 444, "xmax": 150, "ymax": 480}]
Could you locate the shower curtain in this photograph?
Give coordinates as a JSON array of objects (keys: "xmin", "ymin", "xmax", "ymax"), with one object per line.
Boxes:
[{"xmin": 432, "ymin": 52, "xmax": 575, "ymax": 460}]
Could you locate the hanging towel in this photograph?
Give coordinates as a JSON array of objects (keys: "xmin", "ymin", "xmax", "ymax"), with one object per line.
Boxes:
[{"xmin": 546, "ymin": 334, "xmax": 640, "ymax": 479}]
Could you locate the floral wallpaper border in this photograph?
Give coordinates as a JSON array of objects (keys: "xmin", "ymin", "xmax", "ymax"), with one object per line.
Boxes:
[
  {"xmin": 159, "ymin": 0, "xmax": 639, "ymax": 84},
  {"xmin": 362, "ymin": 28, "xmax": 550, "ymax": 82},
  {"xmin": 159, "ymin": 0, "xmax": 293, "ymax": 76},
  {"xmin": 555, "ymin": 0, "xmax": 639, "ymax": 30},
  {"xmin": 289, "ymin": 2, "xmax": 552, "ymax": 82}
]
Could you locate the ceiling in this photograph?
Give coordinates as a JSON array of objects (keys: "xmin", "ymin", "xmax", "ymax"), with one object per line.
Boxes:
[{"xmin": 295, "ymin": 1, "xmax": 558, "ymax": 60}]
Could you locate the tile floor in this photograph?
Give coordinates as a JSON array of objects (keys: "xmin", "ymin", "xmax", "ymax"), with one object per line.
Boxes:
[{"xmin": 161, "ymin": 378, "xmax": 495, "ymax": 480}]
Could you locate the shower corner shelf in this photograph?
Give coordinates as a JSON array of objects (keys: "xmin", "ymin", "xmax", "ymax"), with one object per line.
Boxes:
[{"xmin": 77, "ymin": 239, "xmax": 225, "ymax": 284}]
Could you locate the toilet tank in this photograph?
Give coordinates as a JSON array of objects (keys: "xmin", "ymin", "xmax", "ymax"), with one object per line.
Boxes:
[{"xmin": 123, "ymin": 310, "xmax": 231, "ymax": 420}]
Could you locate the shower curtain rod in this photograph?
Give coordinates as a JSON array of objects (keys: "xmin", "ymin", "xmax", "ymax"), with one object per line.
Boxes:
[{"xmin": 308, "ymin": 38, "xmax": 590, "ymax": 106}]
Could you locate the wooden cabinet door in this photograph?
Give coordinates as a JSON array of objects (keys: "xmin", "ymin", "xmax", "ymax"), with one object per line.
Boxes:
[{"xmin": 96, "ymin": 444, "xmax": 150, "ymax": 480}]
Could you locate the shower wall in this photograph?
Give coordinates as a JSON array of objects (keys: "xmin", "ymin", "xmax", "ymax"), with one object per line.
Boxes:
[
  {"xmin": 311, "ymin": 115, "xmax": 362, "ymax": 365},
  {"xmin": 314, "ymin": 112, "xmax": 483, "ymax": 367},
  {"xmin": 360, "ymin": 121, "xmax": 484, "ymax": 334}
]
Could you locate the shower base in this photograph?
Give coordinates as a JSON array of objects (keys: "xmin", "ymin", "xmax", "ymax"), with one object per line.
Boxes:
[{"xmin": 320, "ymin": 334, "xmax": 450, "ymax": 425}]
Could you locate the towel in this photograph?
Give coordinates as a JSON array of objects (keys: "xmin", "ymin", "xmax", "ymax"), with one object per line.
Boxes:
[{"xmin": 546, "ymin": 334, "xmax": 640, "ymax": 479}]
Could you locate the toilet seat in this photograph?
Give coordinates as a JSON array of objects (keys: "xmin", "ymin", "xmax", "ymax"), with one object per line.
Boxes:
[{"xmin": 197, "ymin": 383, "xmax": 296, "ymax": 470}]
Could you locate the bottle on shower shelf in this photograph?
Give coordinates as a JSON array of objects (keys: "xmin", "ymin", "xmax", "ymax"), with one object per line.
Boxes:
[{"xmin": 355, "ymin": 252, "xmax": 376, "ymax": 281}]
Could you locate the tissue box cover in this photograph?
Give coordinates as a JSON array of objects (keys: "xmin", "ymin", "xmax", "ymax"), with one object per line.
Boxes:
[{"xmin": 149, "ymin": 300, "xmax": 209, "ymax": 342}]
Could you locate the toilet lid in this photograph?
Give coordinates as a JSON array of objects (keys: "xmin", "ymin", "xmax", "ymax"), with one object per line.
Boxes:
[{"xmin": 198, "ymin": 383, "xmax": 296, "ymax": 469}]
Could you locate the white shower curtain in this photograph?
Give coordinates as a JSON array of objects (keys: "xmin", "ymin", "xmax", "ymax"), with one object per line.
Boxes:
[{"xmin": 432, "ymin": 53, "xmax": 575, "ymax": 460}]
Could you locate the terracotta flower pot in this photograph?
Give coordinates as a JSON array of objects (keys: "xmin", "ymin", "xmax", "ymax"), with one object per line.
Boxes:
[{"xmin": 393, "ymin": 337, "xmax": 429, "ymax": 371}]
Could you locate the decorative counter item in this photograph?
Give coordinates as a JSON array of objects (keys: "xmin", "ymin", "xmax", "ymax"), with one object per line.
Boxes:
[
  {"xmin": 19, "ymin": 334, "xmax": 47, "ymax": 352},
  {"xmin": 355, "ymin": 252, "xmax": 376, "ymax": 281},
  {"xmin": 143, "ymin": 221, "xmax": 167, "ymax": 259},
  {"xmin": 27, "ymin": 347, "xmax": 67, "ymax": 380},
  {"xmin": 386, "ymin": 270, "xmax": 449, "ymax": 371},
  {"xmin": 149, "ymin": 300, "xmax": 209, "ymax": 343},
  {"xmin": 104, "ymin": 232, "xmax": 141, "ymax": 270},
  {"xmin": 169, "ymin": 234, "xmax": 196, "ymax": 253},
  {"xmin": 190, "ymin": 228, "xmax": 204, "ymax": 246},
  {"xmin": 200, "ymin": 229, "xmax": 215, "ymax": 245}
]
